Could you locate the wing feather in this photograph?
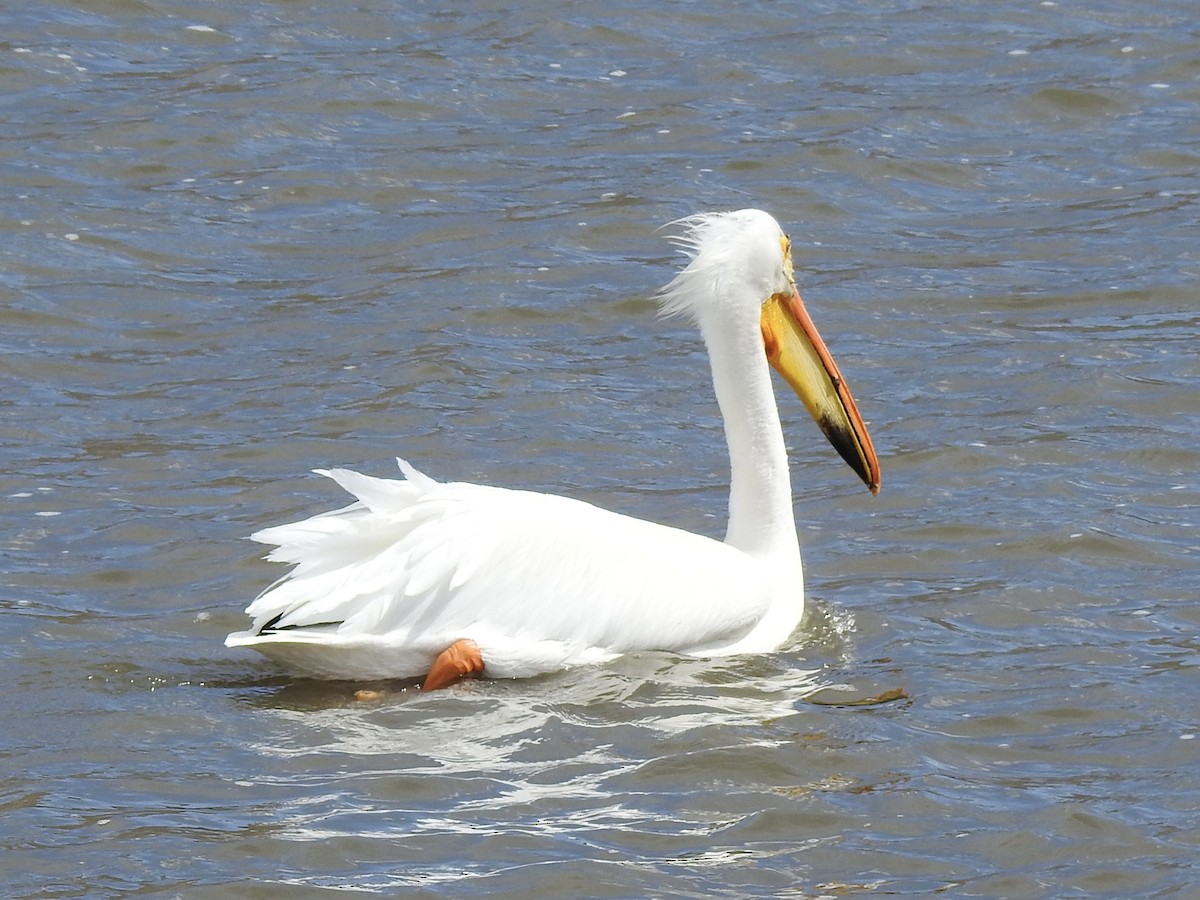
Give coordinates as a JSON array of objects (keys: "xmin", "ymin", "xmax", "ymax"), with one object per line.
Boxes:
[{"xmin": 239, "ymin": 458, "xmax": 772, "ymax": 676}]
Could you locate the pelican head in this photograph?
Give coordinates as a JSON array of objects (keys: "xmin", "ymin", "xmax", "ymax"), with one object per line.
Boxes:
[{"xmin": 660, "ymin": 209, "xmax": 880, "ymax": 494}]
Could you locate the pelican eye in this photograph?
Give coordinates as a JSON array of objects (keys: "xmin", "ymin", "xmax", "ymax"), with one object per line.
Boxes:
[{"xmin": 780, "ymin": 234, "xmax": 794, "ymax": 279}]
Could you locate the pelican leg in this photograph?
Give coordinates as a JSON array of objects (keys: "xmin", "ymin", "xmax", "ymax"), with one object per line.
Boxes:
[{"xmin": 422, "ymin": 639, "xmax": 484, "ymax": 691}]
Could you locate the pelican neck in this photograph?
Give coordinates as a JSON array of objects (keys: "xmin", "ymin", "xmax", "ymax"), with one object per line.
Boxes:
[{"xmin": 698, "ymin": 309, "xmax": 800, "ymax": 561}]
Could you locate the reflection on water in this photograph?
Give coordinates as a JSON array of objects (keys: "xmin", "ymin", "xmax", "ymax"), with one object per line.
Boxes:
[
  {"xmin": 251, "ymin": 601, "xmax": 858, "ymax": 759},
  {"xmin": 3, "ymin": 0, "xmax": 1199, "ymax": 895},
  {"xmin": 238, "ymin": 607, "xmax": 885, "ymax": 893}
]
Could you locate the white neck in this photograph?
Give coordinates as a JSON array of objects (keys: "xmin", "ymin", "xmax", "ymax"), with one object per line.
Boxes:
[
  {"xmin": 698, "ymin": 309, "xmax": 801, "ymax": 564},
  {"xmin": 696, "ymin": 301, "xmax": 806, "ymax": 648}
]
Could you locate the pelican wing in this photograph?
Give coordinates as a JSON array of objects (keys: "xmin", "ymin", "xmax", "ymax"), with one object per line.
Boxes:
[{"xmin": 227, "ymin": 459, "xmax": 770, "ymax": 680}]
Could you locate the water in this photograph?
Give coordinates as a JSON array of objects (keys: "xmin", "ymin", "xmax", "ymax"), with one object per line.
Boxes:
[{"xmin": 3, "ymin": 0, "xmax": 1198, "ymax": 895}]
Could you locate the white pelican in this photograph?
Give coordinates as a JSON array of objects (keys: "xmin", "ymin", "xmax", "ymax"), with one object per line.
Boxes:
[{"xmin": 225, "ymin": 209, "xmax": 880, "ymax": 689}]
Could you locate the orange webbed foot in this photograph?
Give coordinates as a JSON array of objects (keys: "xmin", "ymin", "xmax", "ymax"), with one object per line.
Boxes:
[{"xmin": 422, "ymin": 639, "xmax": 484, "ymax": 691}]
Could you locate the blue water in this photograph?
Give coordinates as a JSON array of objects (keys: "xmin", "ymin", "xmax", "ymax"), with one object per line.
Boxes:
[{"xmin": 2, "ymin": 1, "xmax": 1197, "ymax": 896}]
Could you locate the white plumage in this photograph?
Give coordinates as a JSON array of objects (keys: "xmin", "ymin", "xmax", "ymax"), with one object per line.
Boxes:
[{"xmin": 225, "ymin": 209, "xmax": 879, "ymax": 686}]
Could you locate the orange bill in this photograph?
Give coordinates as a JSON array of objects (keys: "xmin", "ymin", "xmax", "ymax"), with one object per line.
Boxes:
[{"xmin": 761, "ymin": 288, "xmax": 881, "ymax": 494}]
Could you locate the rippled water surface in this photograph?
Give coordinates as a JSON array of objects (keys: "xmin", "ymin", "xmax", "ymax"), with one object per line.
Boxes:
[{"xmin": 3, "ymin": 1, "xmax": 1198, "ymax": 896}]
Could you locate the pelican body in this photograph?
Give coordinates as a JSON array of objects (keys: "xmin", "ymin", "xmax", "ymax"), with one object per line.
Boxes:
[{"xmin": 226, "ymin": 210, "xmax": 880, "ymax": 687}]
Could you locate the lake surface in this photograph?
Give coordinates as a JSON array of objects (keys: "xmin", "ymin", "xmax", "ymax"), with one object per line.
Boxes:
[{"xmin": 3, "ymin": 0, "xmax": 1198, "ymax": 896}]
